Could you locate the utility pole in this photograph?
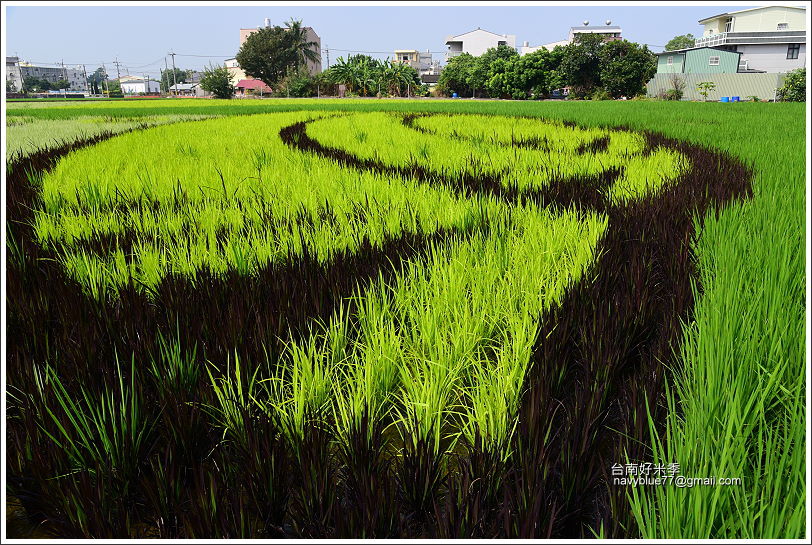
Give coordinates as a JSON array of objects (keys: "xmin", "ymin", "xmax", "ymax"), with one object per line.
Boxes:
[
  {"xmin": 113, "ymin": 57, "xmax": 122, "ymax": 81},
  {"xmin": 61, "ymin": 59, "xmax": 67, "ymax": 98},
  {"xmin": 164, "ymin": 56, "xmax": 170, "ymax": 95},
  {"xmin": 144, "ymin": 73, "xmax": 149, "ymax": 95},
  {"xmin": 325, "ymin": 45, "xmax": 329, "ymax": 69},
  {"xmin": 82, "ymin": 64, "xmax": 89, "ymax": 95},
  {"xmin": 102, "ymin": 63, "xmax": 110, "ymax": 97},
  {"xmin": 169, "ymin": 51, "xmax": 178, "ymax": 96}
]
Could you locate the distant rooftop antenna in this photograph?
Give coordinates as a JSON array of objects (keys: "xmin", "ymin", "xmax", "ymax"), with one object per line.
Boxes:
[
  {"xmin": 606, "ymin": 19, "xmax": 612, "ymax": 25},
  {"xmin": 583, "ymin": 20, "xmax": 589, "ymax": 26}
]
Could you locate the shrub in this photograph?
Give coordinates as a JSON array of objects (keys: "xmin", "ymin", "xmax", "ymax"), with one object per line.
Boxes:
[
  {"xmin": 777, "ymin": 68, "xmax": 805, "ymax": 102},
  {"xmin": 590, "ymin": 88, "xmax": 612, "ymax": 101},
  {"xmin": 660, "ymin": 88, "xmax": 683, "ymax": 101},
  {"xmin": 199, "ymin": 64, "xmax": 234, "ymax": 99},
  {"xmin": 696, "ymin": 81, "xmax": 716, "ymax": 102},
  {"xmin": 273, "ymin": 66, "xmax": 315, "ymax": 98}
]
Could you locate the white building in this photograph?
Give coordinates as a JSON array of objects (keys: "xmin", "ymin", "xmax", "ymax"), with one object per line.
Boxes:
[
  {"xmin": 693, "ymin": 5, "xmax": 805, "ymax": 73},
  {"xmin": 445, "ymin": 28, "xmax": 517, "ymax": 60},
  {"xmin": 520, "ymin": 21, "xmax": 622, "ymax": 55},
  {"xmin": 6, "ymin": 57, "xmax": 24, "ymax": 92},
  {"xmin": 169, "ymin": 82, "xmax": 210, "ymax": 97},
  {"xmin": 393, "ymin": 49, "xmax": 441, "ymax": 75},
  {"xmin": 10, "ymin": 58, "xmax": 87, "ymax": 91},
  {"xmin": 119, "ymin": 78, "xmax": 160, "ymax": 94},
  {"xmin": 224, "ymin": 58, "xmax": 247, "ymax": 84}
]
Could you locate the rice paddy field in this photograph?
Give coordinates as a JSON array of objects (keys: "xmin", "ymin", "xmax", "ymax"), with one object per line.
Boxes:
[{"xmin": 4, "ymin": 98, "xmax": 806, "ymax": 539}]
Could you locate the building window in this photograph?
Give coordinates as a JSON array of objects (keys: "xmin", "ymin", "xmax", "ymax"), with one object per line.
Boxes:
[
  {"xmin": 777, "ymin": 23, "xmax": 788, "ymax": 30},
  {"xmin": 709, "ymin": 56, "xmax": 720, "ymax": 66},
  {"xmin": 667, "ymin": 56, "xmax": 673, "ymax": 65},
  {"xmin": 787, "ymin": 44, "xmax": 800, "ymax": 59},
  {"xmin": 723, "ymin": 17, "xmax": 733, "ymax": 32}
]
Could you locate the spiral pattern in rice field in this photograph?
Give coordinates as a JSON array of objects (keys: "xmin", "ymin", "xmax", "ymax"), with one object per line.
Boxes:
[{"xmin": 7, "ymin": 111, "xmax": 751, "ymax": 538}]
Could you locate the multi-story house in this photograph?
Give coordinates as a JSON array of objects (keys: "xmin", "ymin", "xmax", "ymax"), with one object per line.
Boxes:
[
  {"xmin": 6, "ymin": 57, "xmax": 24, "ymax": 92},
  {"xmin": 9, "ymin": 57, "xmax": 87, "ymax": 91},
  {"xmin": 224, "ymin": 57, "xmax": 247, "ymax": 84},
  {"xmin": 393, "ymin": 49, "xmax": 441, "ymax": 75},
  {"xmin": 693, "ymin": 5, "xmax": 805, "ymax": 73},
  {"xmin": 238, "ymin": 18, "xmax": 322, "ymax": 75},
  {"xmin": 445, "ymin": 28, "xmax": 517, "ymax": 60}
]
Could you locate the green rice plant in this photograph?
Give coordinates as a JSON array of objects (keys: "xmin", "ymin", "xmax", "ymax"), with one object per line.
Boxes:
[
  {"xmin": 32, "ymin": 355, "xmax": 153, "ymax": 481},
  {"xmin": 148, "ymin": 329, "xmax": 199, "ymax": 396},
  {"xmin": 5, "ymin": 114, "xmax": 214, "ymax": 159},
  {"xmin": 204, "ymin": 355, "xmax": 261, "ymax": 452}
]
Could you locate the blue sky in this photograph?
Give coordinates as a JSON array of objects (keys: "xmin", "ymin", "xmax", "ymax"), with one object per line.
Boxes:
[{"xmin": 5, "ymin": 3, "xmax": 757, "ymax": 77}]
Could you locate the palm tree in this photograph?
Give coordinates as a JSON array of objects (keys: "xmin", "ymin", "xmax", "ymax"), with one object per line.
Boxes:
[
  {"xmin": 329, "ymin": 57, "xmax": 357, "ymax": 93},
  {"xmin": 381, "ymin": 61, "xmax": 399, "ymax": 96},
  {"xmin": 285, "ymin": 19, "xmax": 320, "ymax": 69}
]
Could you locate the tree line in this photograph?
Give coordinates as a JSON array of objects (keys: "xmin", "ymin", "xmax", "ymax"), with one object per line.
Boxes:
[
  {"xmin": 437, "ymin": 34, "xmax": 657, "ymax": 100},
  {"xmin": 199, "ymin": 19, "xmax": 425, "ymax": 99}
]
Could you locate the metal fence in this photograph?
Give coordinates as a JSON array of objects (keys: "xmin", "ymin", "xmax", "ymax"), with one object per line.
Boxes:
[{"xmin": 646, "ymin": 72, "xmax": 786, "ymax": 101}]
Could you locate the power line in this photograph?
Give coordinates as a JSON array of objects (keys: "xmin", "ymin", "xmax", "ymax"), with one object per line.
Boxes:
[
  {"xmin": 173, "ymin": 53, "xmax": 234, "ymax": 58},
  {"xmin": 127, "ymin": 56, "xmax": 168, "ymax": 69}
]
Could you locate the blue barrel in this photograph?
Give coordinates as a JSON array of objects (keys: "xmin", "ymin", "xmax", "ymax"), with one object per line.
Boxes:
[
  {"xmin": 452, "ymin": 92, "xmax": 458, "ymax": 98},
  {"xmin": 720, "ymin": 96, "xmax": 729, "ymax": 102},
  {"xmin": 731, "ymin": 96, "xmax": 740, "ymax": 102}
]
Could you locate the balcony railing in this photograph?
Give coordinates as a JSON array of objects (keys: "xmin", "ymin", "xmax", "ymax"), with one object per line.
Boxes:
[{"xmin": 695, "ymin": 30, "xmax": 806, "ymax": 47}]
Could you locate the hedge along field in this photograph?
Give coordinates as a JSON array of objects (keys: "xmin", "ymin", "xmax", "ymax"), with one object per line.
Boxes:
[{"xmin": 5, "ymin": 100, "xmax": 804, "ymax": 539}]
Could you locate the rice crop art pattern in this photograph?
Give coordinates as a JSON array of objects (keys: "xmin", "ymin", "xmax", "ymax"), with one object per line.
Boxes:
[{"xmin": 7, "ymin": 111, "xmax": 751, "ymax": 538}]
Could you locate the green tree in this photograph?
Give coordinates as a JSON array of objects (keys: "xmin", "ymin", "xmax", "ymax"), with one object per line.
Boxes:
[
  {"xmin": 777, "ymin": 68, "xmax": 805, "ymax": 102},
  {"xmin": 274, "ymin": 65, "xmax": 314, "ymax": 97},
  {"xmin": 437, "ymin": 52, "xmax": 476, "ymax": 97},
  {"xmin": 199, "ymin": 63, "xmax": 234, "ymax": 98},
  {"xmin": 7, "ymin": 77, "xmax": 18, "ymax": 93},
  {"xmin": 23, "ymin": 76, "xmax": 50, "ymax": 92},
  {"xmin": 599, "ymin": 40, "xmax": 657, "ymax": 98},
  {"xmin": 284, "ymin": 19, "xmax": 320, "ymax": 68},
  {"xmin": 322, "ymin": 54, "xmax": 419, "ymax": 97},
  {"xmin": 664, "ymin": 34, "xmax": 696, "ymax": 51},
  {"xmin": 235, "ymin": 19, "xmax": 319, "ymax": 88},
  {"xmin": 107, "ymin": 80, "xmax": 123, "ymax": 98},
  {"xmin": 468, "ymin": 45, "xmax": 518, "ymax": 97},
  {"xmin": 53, "ymin": 78, "xmax": 70, "ymax": 90},
  {"xmin": 160, "ymin": 67, "xmax": 192, "ymax": 93},
  {"xmin": 696, "ymin": 81, "xmax": 716, "ymax": 101},
  {"xmin": 87, "ymin": 67, "xmax": 107, "ymax": 94},
  {"xmin": 558, "ymin": 33, "xmax": 605, "ymax": 97}
]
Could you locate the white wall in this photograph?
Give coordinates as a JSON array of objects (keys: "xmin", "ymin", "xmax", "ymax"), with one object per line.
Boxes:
[
  {"xmin": 447, "ymin": 29, "xmax": 516, "ymax": 57},
  {"xmin": 739, "ymin": 43, "xmax": 806, "ymax": 73},
  {"xmin": 703, "ymin": 6, "xmax": 806, "ymax": 35},
  {"xmin": 730, "ymin": 6, "xmax": 806, "ymax": 32},
  {"xmin": 121, "ymin": 80, "xmax": 160, "ymax": 94}
]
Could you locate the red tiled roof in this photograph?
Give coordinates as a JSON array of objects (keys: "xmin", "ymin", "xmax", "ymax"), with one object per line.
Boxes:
[{"xmin": 236, "ymin": 79, "xmax": 272, "ymax": 91}]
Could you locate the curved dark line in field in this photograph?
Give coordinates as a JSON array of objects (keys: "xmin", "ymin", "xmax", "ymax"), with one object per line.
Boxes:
[
  {"xmin": 284, "ymin": 113, "xmax": 754, "ymax": 537},
  {"xmin": 5, "ymin": 124, "xmax": 478, "ymax": 537},
  {"xmin": 5, "ymin": 112, "xmax": 754, "ymax": 539},
  {"xmin": 280, "ymin": 120, "xmax": 618, "ymax": 214},
  {"xmin": 403, "ymin": 112, "xmax": 612, "ymax": 156},
  {"xmin": 403, "ymin": 112, "xmax": 558, "ymax": 153}
]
